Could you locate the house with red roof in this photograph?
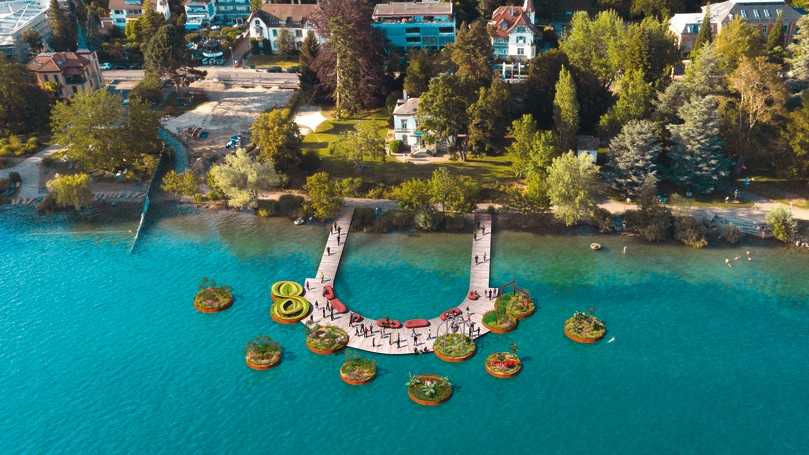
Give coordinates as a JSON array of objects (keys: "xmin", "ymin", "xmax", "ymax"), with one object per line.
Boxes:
[
  {"xmin": 487, "ymin": 0, "xmax": 538, "ymax": 61},
  {"xmin": 26, "ymin": 50, "xmax": 103, "ymax": 99}
]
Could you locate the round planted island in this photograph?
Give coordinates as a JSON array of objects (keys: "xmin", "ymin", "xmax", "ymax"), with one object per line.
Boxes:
[
  {"xmin": 193, "ymin": 286, "xmax": 234, "ymax": 313},
  {"xmin": 484, "ymin": 352, "xmax": 522, "ymax": 378},
  {"xmin": 407, "ymin": 374, "xmax": 453, "ymax": 406},
  {"xmin": 496, "ymin": 291, "xmax": 536, "ymax": 320},
  {"xmin": 564, "ymin": 311, "xmax": 607, "ymax": 344},
  {"xmin": 245, "ymin": 336, "xmax": 282, "ymax": 370},
  {"xmin": 270, "ymin": 280, "xmax": 304, "ymax": 302},
  {"xmin": 306, "ymin": 324, "xmax": 349, "ymax": 355},
  {"xmin": 482, "ymin": 310, "xmax": 518, "ymax": 334},
  {"xmin": 433, "ymin": 333, "xmax": 476, "ymax": 362},
  {"xmin": 270, "ymin": 296, "xmax": 311, "ymax": 324},
  {"xmin": 339, "ymin": 357, "xmax": 377, "ymax": 385}
]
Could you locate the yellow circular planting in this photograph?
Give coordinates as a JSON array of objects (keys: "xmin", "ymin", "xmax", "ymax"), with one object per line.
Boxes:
[{"xmin": 271, "ymin": 280, "xmax": 304, "ymax": 302}]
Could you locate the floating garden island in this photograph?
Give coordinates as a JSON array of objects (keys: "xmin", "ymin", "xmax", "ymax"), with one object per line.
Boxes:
[
  {"xmin": 407, "ymin": 374, "xmax": 453, "ymax": 406},
  {"xmin": 245, "ymin": 336, "xmax": 282, "ymax": 370},
  {"xmin": 269, "ymin": 280, "xmax": 311, "ymax": 324},
  {"xmin": 485, "ymin": 351, "xmax": 522, "ymax": 379},
  {"xmin": 433, "ymin": 333, "xmax": 476, "ymax": 362},
  {"xmin": 564, "ymin": 311, "xmax": 607, "ymax": 344},
  {"xmin": 495, "ymin": 288, "xmax": 536, "ymax": 320},
  {"xmin": 306, "ymin": 324, "xmax": 349, "ymax": 355},
  {"xmin": 193, "ymin": 281, "xmax": 233, "ymax": 313},
  {"xmin": 482, "ymin": 309, "xmax": 517, "ymax": 334},
  {"xmin": 339, "ymin": 356, "xmax": 377, "ymax": 385}
]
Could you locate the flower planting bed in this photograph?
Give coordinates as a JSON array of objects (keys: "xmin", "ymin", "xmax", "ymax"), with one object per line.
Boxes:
[
  {"xmin": 270, "ymin": 296, "xmax": 311, "ymax": 324},
  {"xmin": 306, "ymin": 325, "xmax": 349, "ymax": 355},
  {"xmin": 270, "ymin": 280, "xmax": 303, "ymax": 302},
  {"xmin": 484, "ymin": 352, "xmax": 522, "ymax": 378},
  {"xmin": 433, "ymin": 333, "xmax": 476, "ymax": 362},
  {"xmin": 407, "ymin": 374, "xmax": 453, "ymax": 406},
  {"xmin": 245, "ymin": 336, "xmax": 282, "ymax": 370},
  {"xmin": 339, "ymin": 357, "xmax": 377, "ymax": 385},
  {"xmin": 481, "ymin": 310, "xmax": 518, "ymax": 334},
  {"xmin": 194, "ymin": 286, "xmax": 233, "ymax": 313},
  {"xmin": 564, "ymin": 311, "xmax": 606, "ymax": 344},
  {"xmin": 495, "ymin": 292, "xmax": 535, "ymax": 320}
]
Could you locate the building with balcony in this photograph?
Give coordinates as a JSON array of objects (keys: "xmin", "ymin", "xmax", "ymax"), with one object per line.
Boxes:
[
  {"xmin": 184, "ymin": 0, "xmax": 216, "ymax": 30},
  {"xmin": 669, "ymin": 0, "xmax": 804, "ymax": 55},
  {"xmin": 487, "ymin": 0, "xmax": 538, "ymax": 61},
  {"xmin": 109, "ymin": 0, "xmax": 171, "ymax": 29},
  {"xmin": 0, "ymin": 0, "xmax": 51, "ymax": 62},
  {"xmin": 246, "ymin": 3, "xmax": 320, "ymax": 52},
  {"xmin": 213, "ymin": 0, "xmax": 250, "ymax": 25},
  {"xmin": 26, "ymin": 50, "xmax": 103, "ymax": 99},
  {"xmin": 371, "ymin": 1, "xmax": 455, "ymax": 50}
]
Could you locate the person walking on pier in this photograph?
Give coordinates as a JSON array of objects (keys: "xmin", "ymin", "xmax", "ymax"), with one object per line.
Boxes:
[
  {"xmin": 475, "ymin": 254, "xmax": 479, "ymax": 265},
  {"xmin": 326, "ymin": 246, "xmax": 331, "ymax": 256}
]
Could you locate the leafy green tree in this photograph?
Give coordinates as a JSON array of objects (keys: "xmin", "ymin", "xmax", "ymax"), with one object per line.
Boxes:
[
  {"xmin": 418, "ymin": 74, "xmax": 469, "ymax": 156},
  {"xmin": 690, "ymin": 5, "xmax": 712, "ymax": 57},
  {"xmin": 299, "ymin": 31, "xmax": 320, "ymax": 88},
  {"xmin": 788, "ymin": 15, "xmax": 809, "ymax": 81},
  {"xmin": 766, "ymin": 207, "xmax": 798, "ymax": 243},
  {"xmin": 467, "ymin": 77, "xmax": 510, "ymax": 155},
  {"xmin": 391, "ymin": 178, "xmax": 433, "ymax": 213},
  {"xmin": 506, "ymin": 114, "xmax": 557, "ymax": 177},
  {"xmin": 623, "ymin": 174, "xmax": 673, "ymax": 242},
  {"xmin": 403, "ymin": 49, "xmax": 433, "ymax": 97},
  {"xmin": 521, "ymin": 49, "xmax": 569, "ymax": 129},
  {"xmin": 606, "ymin": 120, "xmax": 662, "ymax": 197},
  {"xmin": 429, "ymin": 168, "xmax": 480, "ymax": 213},
  {"xmin": 123, "ymin": 96, "xmax": 162, "ymax": 164},
  {"xmin": 623, "ymin": 17, "xmax": 678, "ymax": 85},
  {"xmin": 144, "ymin": 24, "xmax": 188, "ymax": 78},
  {"xmin": 450, "ymin": 21, "xmax": 493, "ymax": 88},
  {"xmin": 304, "ymin": 171, "xmax": 343, "ymax": 219},
  {"xmin": 51, "ymin": 90, "xmax": 124, "ymax": 172},
  {"xmin": 713, "ymin": 17, "xmax": 764, "ymax": 73},
  {"xmin": 209, "ymin": 149, "xmax": 283, "ymax": 209},
  {"xmin": 783, "ymin": 93, "xmax": 809, "ymax": 178},
  {"xmin": 0, "ymin": 60, "xmax": 50, "ymax": 135},
  {"xmin": 47, "ymin": 0, "xmax": 77, "ymax": 52},
  {"xmin": 666, "ymin": 96, "xmax": 732, "ymax": 194},
  {"xmin": 553, "ymin": 66, "xmax": 579, "ymax": 152},
  {"xmin": 46, "ymin": 173, "xmax": 93, "ymax": 210},
  {"xmin": 546, "ymin": 152, "xmax": 601, "ymax": 226},
  {"xmin": 332, "ymin": 122, "xmax": 386, "ymax": 166},
  {"xmin": 657, "ymin": 43, "xmax": 727, "ymax": 119},
  {"xmin": 129, "ymin": 0, "xmax": 165, "ymax": 51},
  {"xmin": 277, "ymin": 29, "xmax": 297, "ymax": 57},
  {"xmin": 559, "ymin": 10, "xmax": 625, "ymax": 89},
  {"xmin": 251, "ymin": 109, "xmax": 302, "ymax": 171},
  {"xmin": 502, "ymin": 172, "xmax": 550, "ymax": 215},
  {"xmin": 21, "ymin": 29, "xmax": 44, "ymax": 56},
  {"xmin": 161, "ymin": 170, "xmax": 199, "ymax": 197},
  {"xmin": 766, "ymin": 11, "xmax": 785, "ymax": 64},
  {"xmin": 130, "ymin": 73, "xmax": 164, "ymax": 105},
  {"xmin": 599, "ymin": 69, "xmax": 655, "ymax": 138},
  {"xmin": 630, "ymin": 0, "xmax": 684, "ymax": 20},
  {"xmin": 250, "ymin": 0, "xmax": 262, "ymax": 13},
  {"xmin": 453, "ymin": 0, "xmax": 479, "ymax": 23}
]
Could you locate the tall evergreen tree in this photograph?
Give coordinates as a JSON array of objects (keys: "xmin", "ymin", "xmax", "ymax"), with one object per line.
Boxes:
[
  {"xmin": 553, "ymin": 66, "xmax": 579, "ymax": 152},
  {"xmin": 690, "ymin": 5, "xmax": 712, "ymax": 57},
  {"xmin": 450, "ymin": 21, "xmax": 493, "ymax": 89},
  {"xmin": 506, "ymin": 114, "xmax": 558, "ymax": 178},
  {"xmin": 666, "ymin": 96, "xmax": 732, "ymax": 194},
  {"xmin": 787, "ymin": 15, "xmax": 809, "ymax": 81},
  {"xmin": 403, "ymin": 49, "xmax": 433, "ymax": 97},
  {"xmin": 623, "ymin": 17, "xmax": 678, "ymax": 86},
  {"xmin": 467, "ymin": 77, "xmax": 510, "ymax": 155},
  {"xmin": 418, "ymin": 74, "xmax": 470, "ymax": 157},
  {"xmin": 47, "ymin": 0, "xmax": 77, "ymax": 52},
  {"xmin": 606, "ymin": 120, "xmax": 662, "ymax": 197},
  {"xmin": 299, "ymin": 31, "xmax": 319, "ymax": 89},
  {"xmin": 783, "ymin": 93, "xmax": 809, "ymax": 177},
  {"xmin": 766, "ymin": 11, "xmax": 785, "ymax": 64},
  {"xmin": 0, "ymin": 59, "xmax": 50, "ymax": 135}
]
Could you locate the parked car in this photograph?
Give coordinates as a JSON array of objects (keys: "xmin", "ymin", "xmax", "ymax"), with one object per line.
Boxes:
[
  {"xmin": 99, "ymin": 62, "xmax": 113, "ymax": 71},
  {"xmin": 225, "ymin": 135, "xmax": 242, "ymax": 149}
]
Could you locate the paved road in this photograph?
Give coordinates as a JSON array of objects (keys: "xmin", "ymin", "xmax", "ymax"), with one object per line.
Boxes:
[
  {"xmin": 103, "ymin": 68, "xmax": 299, "ymax": 88},
  {"xmin": 0, "ymin": 146, "xmax": 61, "ymax": 199}
]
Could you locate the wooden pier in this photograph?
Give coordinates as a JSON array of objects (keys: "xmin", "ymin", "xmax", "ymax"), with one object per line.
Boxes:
[{"xmin": 301, "ymin": 209, "xmax": 497, "ymax": 355}]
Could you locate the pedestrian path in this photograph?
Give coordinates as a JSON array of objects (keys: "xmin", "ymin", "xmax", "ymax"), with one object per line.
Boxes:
[{"xmin": 301, "ymin": 211, "xmax": 497, "ymax": 355}]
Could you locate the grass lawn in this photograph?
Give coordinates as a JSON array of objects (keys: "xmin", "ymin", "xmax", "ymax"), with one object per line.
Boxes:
[
  {"xmin": 246, "ymin": 54, "xmax": 299, "ymax": 69},
  {"xmin": 301, "ymin": 109, "xmax": 516, "ymax": 192},
  {"xmin": 745, "ymin": 177, "xmax": 809, "ymax": 209}
]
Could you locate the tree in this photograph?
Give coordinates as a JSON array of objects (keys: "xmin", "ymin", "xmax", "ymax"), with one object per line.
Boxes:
[
  {"xmin": 161, "ymin": 170, "xmax": 199, "ymax": 197},
  {"xmin": 467, "ymin": 77, "xmax": 510, "ymax": 155},
  {"xmin": 429, "ymin": 168, "xmax": 480, "ymax": 213},
  {"xmin": 788, "ymin": 15, "xmax": 809, "ymax": 81},
  {"xmin": 546, "ymin": 152, "xmax": 601, "ymax": 226},
  {"xmin": 502, "ymin": 172, "xmax": 551, "ymax": 215},
  {"xmin": 144, "ymin": 24, "xmax": 188, "ymax": 79},
  {"xmin": 391, "ymin": 178, "xmax": 433, "ymax": 213},
  {"xmin": 713, "ymin": 17, "xmax": 764, "ymax": 73},
  {"xmin": 506, "ymin": 114, "xmax": 557, "ymax": 177},
  {"xmin": 553, "ymin": 66, "xmax": 579, "ymax": 152},
  {"xmin": 0, "ymin": 60, "xmax": 50, "ymax": 135},
  {"xmin": 667, "ymin": 96, "xmax": 732, "ymax": 194},
  {"xmin": 657, "ymin": 43, "xmax": 727, "ymax": 119},
  {"xmin": 130, "ymin": 0, "xmax": 165, "ymax": 51},
  {"xmin": 766, "ymin": 11, "xmax": 785, "ymax": 65},
  {"xmin": 250, "ymin": 0, "xmax": 262, "ymax": 13},
  {"xmin": 305, "ymin": 171, "xmax": 343, "ymax": 219},
  {"xmin": 418, "ymin": 74, "xmax": 469, "ymax": 155},
  {"xmin": 209, "ymin": 149, "xmax": 283, "ymax": 209},
  {"xmin": 599, "ymin": 69, "xmax": 655, "ymax": 138},
  {"xmin": 623, "ymin": 17, "xmax": 678, "ymax": 86},
  {"xmin": 277, "ymin": 29, "xmax": 297, "ymax": 57},
  {"xmin": 783, "ymin": 93, "xmax": 809, "ymax": 177},
  {"xmin": 766, "ymin": 207, "xmax": 797, "ymax": 243},
  {"xmin": 251, "ymin": 109, "xmax": 302, "ymax": 171},
  {"xmin": 21, "ymin": 30, "xmax": 44, "ymax": 56},
  {"xmin": 122, "ymin": 96, "xmax": 162, "ymax": 165},
  {"xmin": 606, "ymin": 120, "xmax": 662, "ymax": 197},
  {"xmin": 623, "ymin": 174, "xmax": 673, "ymax": 242},
  {"xmin": 630, "ymin": 0, "xmax": 684, "ymax": 20},
  {"xmin": 403, "ymin": 49, "xmax": 433, "ymax": 97},
  {"xmin": 690, "ymin": 5, "xmax": 712, "ymax": 57},
  {"xmin": 559, "ymin": 10, "xmax": 625, "ymax": 89},
  {"xmin": 521, "ymin": 49, "xmax": 569, "ymax": 128},
  {"xmin": 46, "ymin": 173, "xmax": 93, "ymax": 210},
  {"xmin": 47, "ymin": 0, "xmax": 77, "ymax": 52},
  {"xmin": 450, "ymin": 21, "xmax": 493, "ymax": 88},
  {"xmin": 299, "ymin": 31, "xmax": 320, "ymax": 88},
  {"xmin": 130, "ymin": 73, "xmax": 164, "ymax": 105},
  {"xmin": 331, "ymin": 122, "xmax": 386, "ymax": 165}
]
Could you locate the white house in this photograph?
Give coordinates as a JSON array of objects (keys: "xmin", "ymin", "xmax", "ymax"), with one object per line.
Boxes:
[
  {"xmin": 488, "ymin": 0, "xmax": 538, "ymax": 61},
  {"xmin": 393, "ymin": 96, "xmax": 421, "ymax": 150},
  {"xmin": 109, "ymin": 0, "xmax": 171, "ymax": 29},
  {"xmin": 246, "ymin": 3, "xmax": 320, "ymax": 52}
]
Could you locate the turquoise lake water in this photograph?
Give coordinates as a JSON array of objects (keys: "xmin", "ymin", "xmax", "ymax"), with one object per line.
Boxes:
[{"xmin": 2, "ymin": 205, "xmax": 809, "ymax": 454}]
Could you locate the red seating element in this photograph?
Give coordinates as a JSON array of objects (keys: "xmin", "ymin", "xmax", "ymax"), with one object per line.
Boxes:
[
  {"xmin": 322, "ymin": 285, "xmax": 335, "ymax": 300},
  {"xmin": 404, "ymin": 319, "xmax": 430, "ymax": 328},
  {"xmin": 376, "ymin": 319, "xmax": 402, "ymax": 329},
  {"xmin": 440, "ymin": 308, "xmax": 462, "ymax": 320},
  {"xmin": 350, "ymin": 313, "xmax": 364, "ymax": 323},
  {"xmin": 330, "ymin": 298, "xmax": 347, "ymax": 314},
  {"xmin": 468, "ymin": 290, "xmax": 480, "ymax": 300}
]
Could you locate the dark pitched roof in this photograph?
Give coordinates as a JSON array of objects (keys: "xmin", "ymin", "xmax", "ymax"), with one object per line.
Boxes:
[
  {"xmin": 253, "ymin": 3, "xmax": 319, "ymax": 27},
  {"xmin": 27, "ymin": 51, "xmax": 92, "ymax": 74}
]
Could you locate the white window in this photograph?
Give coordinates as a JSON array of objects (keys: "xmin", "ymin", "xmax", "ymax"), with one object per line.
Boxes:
[
  {"xmin": 752, "ymin": 9, "xmax": 759, "ymax": 19},
  {"xmin": 517, "ymin": 47, "xmax": 524, "ymax": 55},
  {"xmin": 763, "ymin": 9, "xmax": 770, "ymax": 18},
  {"xmin": 740, "ymin": 9, "xmax": 747, "ymax": 19}
]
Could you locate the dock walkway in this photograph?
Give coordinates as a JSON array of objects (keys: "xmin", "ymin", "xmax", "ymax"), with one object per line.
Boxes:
[{"xmin": 301, "ymin": 210, "xmax": 496, "ymax": 355}]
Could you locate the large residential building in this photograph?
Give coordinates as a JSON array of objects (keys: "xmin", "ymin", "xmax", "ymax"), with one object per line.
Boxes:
[
  {"xmin": 246, "ymin": 3, "xmax": 319, "ymax": 52},
  {"xmin": 26, "ymin": 50, "xmax": 103, "ymax": 99},
  {"xmin": 184, "ymin": 0, "xmax": 216, "ymax": 30},
  {"xmin": 212, "ymin": 0, "xmax": 249, "ymax": 25},
  {"xmin": 669, "ymin": 0, "xmax": 804, "ymax": 55},
  {"xmin": 371, "ymin": 1, "xmax": 455, "ymax": 50},
  {"xmin": 108, "ymin": 0, "xmax": 171, "ymax": 29},
  {"xmin": 0, "ymin": 0, "xmax": 51, "ymax": 62},
  {"xmin": 487, "ymin": 0, "xmax": 538, "ymax": 61}
]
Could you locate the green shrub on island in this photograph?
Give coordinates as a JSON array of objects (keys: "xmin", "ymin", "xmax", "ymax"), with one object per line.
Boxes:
[
  {"xmin": 340, "ymin": 355, "xmax": 377, "ymax": 384},
  {"xmin": 406, "ymin": 374, "xmax": 453, "ymax": 405},
  {"xmin": 495, "ymin": 291, "xmax": 535, "ymax": 320},
  {"xmin": 245, "ymin": 336, "xmax": 282, "ymax": 369},
  {"xmin": 433, "ymin": 333, "xmax": 476, "ymax": 361},
  {"xmin": 306, "ymin": 325, "xmax": 349, "ymax": 354},
  {"xmin": 564, "ymin": 311, "xmax": 606, "ymax": 343},
  {"xmin": 194, "ymin": 279, "xmax": 234, "ymax": 313},
  {"xmin": 482, "ymin": 310, "xmax": 517, "ymax": 333}
]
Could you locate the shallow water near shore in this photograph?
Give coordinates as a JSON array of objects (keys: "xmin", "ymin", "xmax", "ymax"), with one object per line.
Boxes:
[{"xmin": 1, "ymin": 205, "xmax": 808, "ymax": 454}]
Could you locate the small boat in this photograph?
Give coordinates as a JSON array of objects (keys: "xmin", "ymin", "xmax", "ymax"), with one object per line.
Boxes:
[
  {"xmin": 607, "ymin": 337, "xmax": 615, "ymax": 343},
  {"xmin": 293, "ymin": 217, "xmax": 306, "ymax": 225},
  {"xmin": 590, "ymin": 243, "xmax": 602, "ymax": 251}
]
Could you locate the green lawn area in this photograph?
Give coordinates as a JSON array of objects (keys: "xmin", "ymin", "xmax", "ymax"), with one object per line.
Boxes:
[
  {"xmin": 246, "ymin": 54, "xmax": 299, "ymax": 69},
  {"xmin": 301, "ymin": 109, "xmax": 515, "ymax": 191}
]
